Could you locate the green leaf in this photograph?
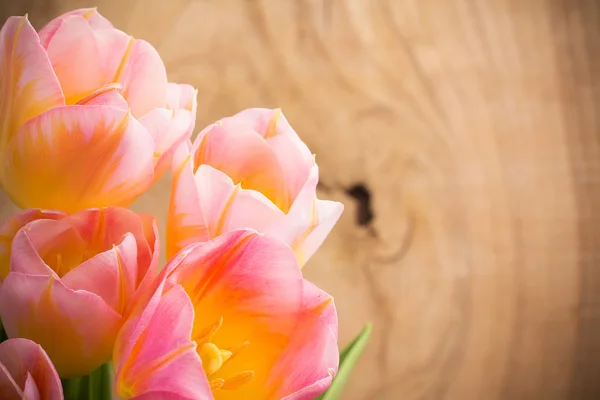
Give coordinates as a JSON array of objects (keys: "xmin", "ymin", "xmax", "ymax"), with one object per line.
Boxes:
[
  {"xmin": 62, "ymin": 362, "xmax": 113, "ymax": 400},
  {"xmin": 316, "ymin": 323, "xmax": 372, "ymax": 400}
]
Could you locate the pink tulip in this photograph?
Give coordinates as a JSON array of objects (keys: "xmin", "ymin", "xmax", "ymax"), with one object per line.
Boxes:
[
  {"xmin": 168, "ymin": 108, "xmax": 343, "ymax": 267},
  {"xmin": 0, "ymin": 207, "xmax": 159, "ymax": 378},
  {"xmin": 0, "ymin": 9, "xmax": 197, "ymax": 212},
  {"xmin": 113, "ymin": 230, "xmax": 338, "ymax": 400},
  {"xmin": 0, "ymin": 338, "xmax": 63, "ymax": 400}
]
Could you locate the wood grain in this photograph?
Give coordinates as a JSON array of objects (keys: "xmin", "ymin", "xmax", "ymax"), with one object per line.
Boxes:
[{"xmin": 1, "ymin": 0, "xmax": 600, "ymax": 398}]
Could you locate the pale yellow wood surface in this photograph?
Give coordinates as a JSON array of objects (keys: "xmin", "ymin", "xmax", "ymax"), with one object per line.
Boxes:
[{"xmin": 2, "ymin": 0, "xmax": 600, "ymax": 399}]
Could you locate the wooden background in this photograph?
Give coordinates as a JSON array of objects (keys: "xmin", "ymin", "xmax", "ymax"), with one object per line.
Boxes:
[{"xmin": 1, "ymin": 0, "xmax": 600, "ymax": 398}]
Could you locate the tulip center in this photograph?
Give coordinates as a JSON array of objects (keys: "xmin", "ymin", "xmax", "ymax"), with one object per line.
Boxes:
[{"xmin": 194, "ymin": 316, "xmax": 254, "ymax": 394}]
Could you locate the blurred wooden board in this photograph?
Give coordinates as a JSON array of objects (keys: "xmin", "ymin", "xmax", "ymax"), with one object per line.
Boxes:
[{"xmin": 2, "ymin": 0, "xmax": 600, "ymax": 398}]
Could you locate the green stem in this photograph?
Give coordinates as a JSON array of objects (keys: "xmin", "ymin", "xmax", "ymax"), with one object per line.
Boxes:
[{"xmin": 62, "ymin": 362, "xmax": 113, "ymax": 400}]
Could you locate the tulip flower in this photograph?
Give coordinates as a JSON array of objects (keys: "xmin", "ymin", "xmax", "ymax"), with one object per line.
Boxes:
[
  {"xmin": 0, "ymin": 338, "xmax": 63, "ymax": 400},
  {"xmin": 0, "ymin": 9, "xmax": 197, "ymax": 212},
  {"xmin": 0, "ymin": 207, "xmax": 159, "ymax": 378},
  {"xmin": 114, "ymin": 229, "xmax": 338, "ymax": 400},
  {"xmin": 168, "ymin": 108, "xmax": 343, "ymax": 267}
]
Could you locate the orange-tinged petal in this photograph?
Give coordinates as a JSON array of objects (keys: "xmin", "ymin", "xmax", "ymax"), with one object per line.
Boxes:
[
  {"xmin": 0, "ymin": 273, "xmax": 122, "ymax": 377},
  {"xmin": 0, "ymin": 338, "xmax": 63, "ymax": 400},
  {"xmin": 62, "ymin": 207, "xmax": 159, "ymax": 287},
  {"xmin": 0, "ymin": 16, "xmax": 64, "ymax": 168},
  {"xmin": 61, "ymin": 233, "xmax": 138, "ymax": 316},
  {"xmin": 38, "ymin": 8, "xmax": 113, "ymax": 48},
  {"xmin": 222, "ymin": 108, "xmax": 313, "ymax": 203},
  {"xmin": 167, "ymin": 142, "xmax": 210, "ymax": 259},
  {"xmin": 193, "ymin": 124, "xmax": 288, "ymax": 211},
  {"xmin": 2, "ymin": 105, "xmax": 155, "ymax": 212},
  {"xmin": 114, "ymin": 38, "xmax": 168, "ymax": 118},
  {"xmin": 173, "ymin": 230, "xmax": 304, "ymax": 399},
  {"xmin": 0, "ymin": 209, "xmax": 65, "ymax": 281},
  {"xmin": 44, "ymin": 15, "xmax": 105, "ymax": 104}
]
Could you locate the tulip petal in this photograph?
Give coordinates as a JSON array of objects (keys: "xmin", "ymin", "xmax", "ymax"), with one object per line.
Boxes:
[
  {"xmin": 3, "ymin": 105, "xmax": 155, "ymax": 212},
  {"xmin": 167, "ymin": 143, "xmax": 209, "ymax": 259},
  {"xmin": 0, "ymin": 273, "xmax": 122, "ymax": 377},
  {"xmin": 61, "ymin": 233, "xmax": 138, "ymax": 315},
  {"xmin": 0, "ymin": 338, "xmax": 63, "ymax": 400},
  {"xmin": 139, "ymin": 107, "xmax": 195, "ymax": 179},
  {"xmin": 269, "ymin": 281, "xmax": 339, "ymax": 399},
  {"xmin": 11, "ymin": 219, "xmax": 85, "ymax": 277},
  {"xmin": 0, "ymin": 16, "xmax": 64, "ymax": 164},
  {"xmin": 0, "ymin": 209, "xmax": 65, "ymax": 281},
  {"xmin": 224, "ymin": 109, "xmax": 313, "ymax": 203},
  {"xmin": 22, "ymin": 373, "xmax": 41, "ymax": 400},
  {"xmin": 38, "ymin": 8, "xmax": 113, "ymax": 48},
  {"xmin": 173, "ymin": 230, "xmax": 304, "ymax": 399},
  {"xmin": 166, "ymin": 83, "xmax": 197, "ymax": 114},
  {"xmin": 62, "ymin": 207, "xmax": 158, "ymax": 286},
  {"xmin": 115, "ymin": 38, "xmax": 168, "ymax": 118},
  {"xmin": 44, "ymin": 15, "xmax": 104, "ymax": 104},
  {"xmin": 269, "ymin": 165, "xmax": 343, "ymax": 266},
  {"xmin": 193, "ymin": 124, "xmax": 288, "ymax": 211},
  {"xmin": 114, "ymin": 284, "xmax": 210, "ymax": 399},
  {"xmin": 80, "ymin": 87, "xmax": 129, "ymax": 108}
]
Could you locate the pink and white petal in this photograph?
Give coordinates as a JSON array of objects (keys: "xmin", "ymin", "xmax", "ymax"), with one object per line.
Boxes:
[
  {"xmin": 3, "ymin": 105, "xmax": 155, "ymax": 212},
  {"xmin": 139, "ymin": 108, "xmax": 195, "ymax": 179},
  {"xmin": 117, "ymin": 39, "xmax": 168, "ymax": 118},
  {"xmin": 264, "ymin": 131, "xmax": 313, "ymax": 205},
  {"xmin": 219, "ymin": 188, "xmax": 284, "ymax": 235},
  {"xmin": 268, "ymin": 281, "xmax": 339, "ymax": 399},
  {"xmin": 194, "ymin": 125, "xmax": 287, "ymax": 210},
  {"xmin": 61, "ymin": 233, "xmax": 138, "ymax": 315},
  {"xmin": 38, "ymin": 8, "xmax": 113, "ymax": 48},
  {"xmin": 167, "ymin": 144, "xmax": 209, "ymax": 259},
  {"xmin": 295, "ymin": 199, "xmax": 344, "ymax": 266},
  {"xmin": 0, "ymin": 209, "xmax": 66, "ymax": 281},
  {"xmin": 193, "ymin": 165, "xmax": 237, "ymax": 238},
  {"xmin": 114, "ymin": 285, "xmax": 210, "ymax": 399},
  {"xmin": 166, "ymin": 83, "xmax": 197, "ymax": 114},
  {"xmin": 0, "ymin": 16, "xmax": 64, "ymax": 161},
  {"xmin": 0, "ymin": 273, "xmax": 122, "ymax": 378},
  {"xmin": 0, "ymin": 338, "xmax": 63, "ymax": 400},
  {"xmin": 219, "ymin": 108, "xmax": 312, "ymax": 207},
  {"xmin": 11, "ymin": 219, "xmax": 85, "ymax": 277},
  {"xmin": 63, "ymin": 207, "xmax": 157, "ymax": 283},
  {"xmin": 44, "ymin": 15, "xmax": 104, "ymax": 104}
]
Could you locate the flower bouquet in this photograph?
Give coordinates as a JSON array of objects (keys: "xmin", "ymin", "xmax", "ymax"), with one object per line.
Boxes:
[{"xmin": 0, "ymin": 8, "xmax": 371, "ymax": 400}]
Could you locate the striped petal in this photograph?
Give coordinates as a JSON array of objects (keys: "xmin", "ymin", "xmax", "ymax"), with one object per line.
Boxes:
[
  {"xmin": 0, "ymin": 16, "xmax": 64, "ymax": 169},
  {"xmin": 2, "ymin": 105, "xmax": 155, "ymax": 212}
]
